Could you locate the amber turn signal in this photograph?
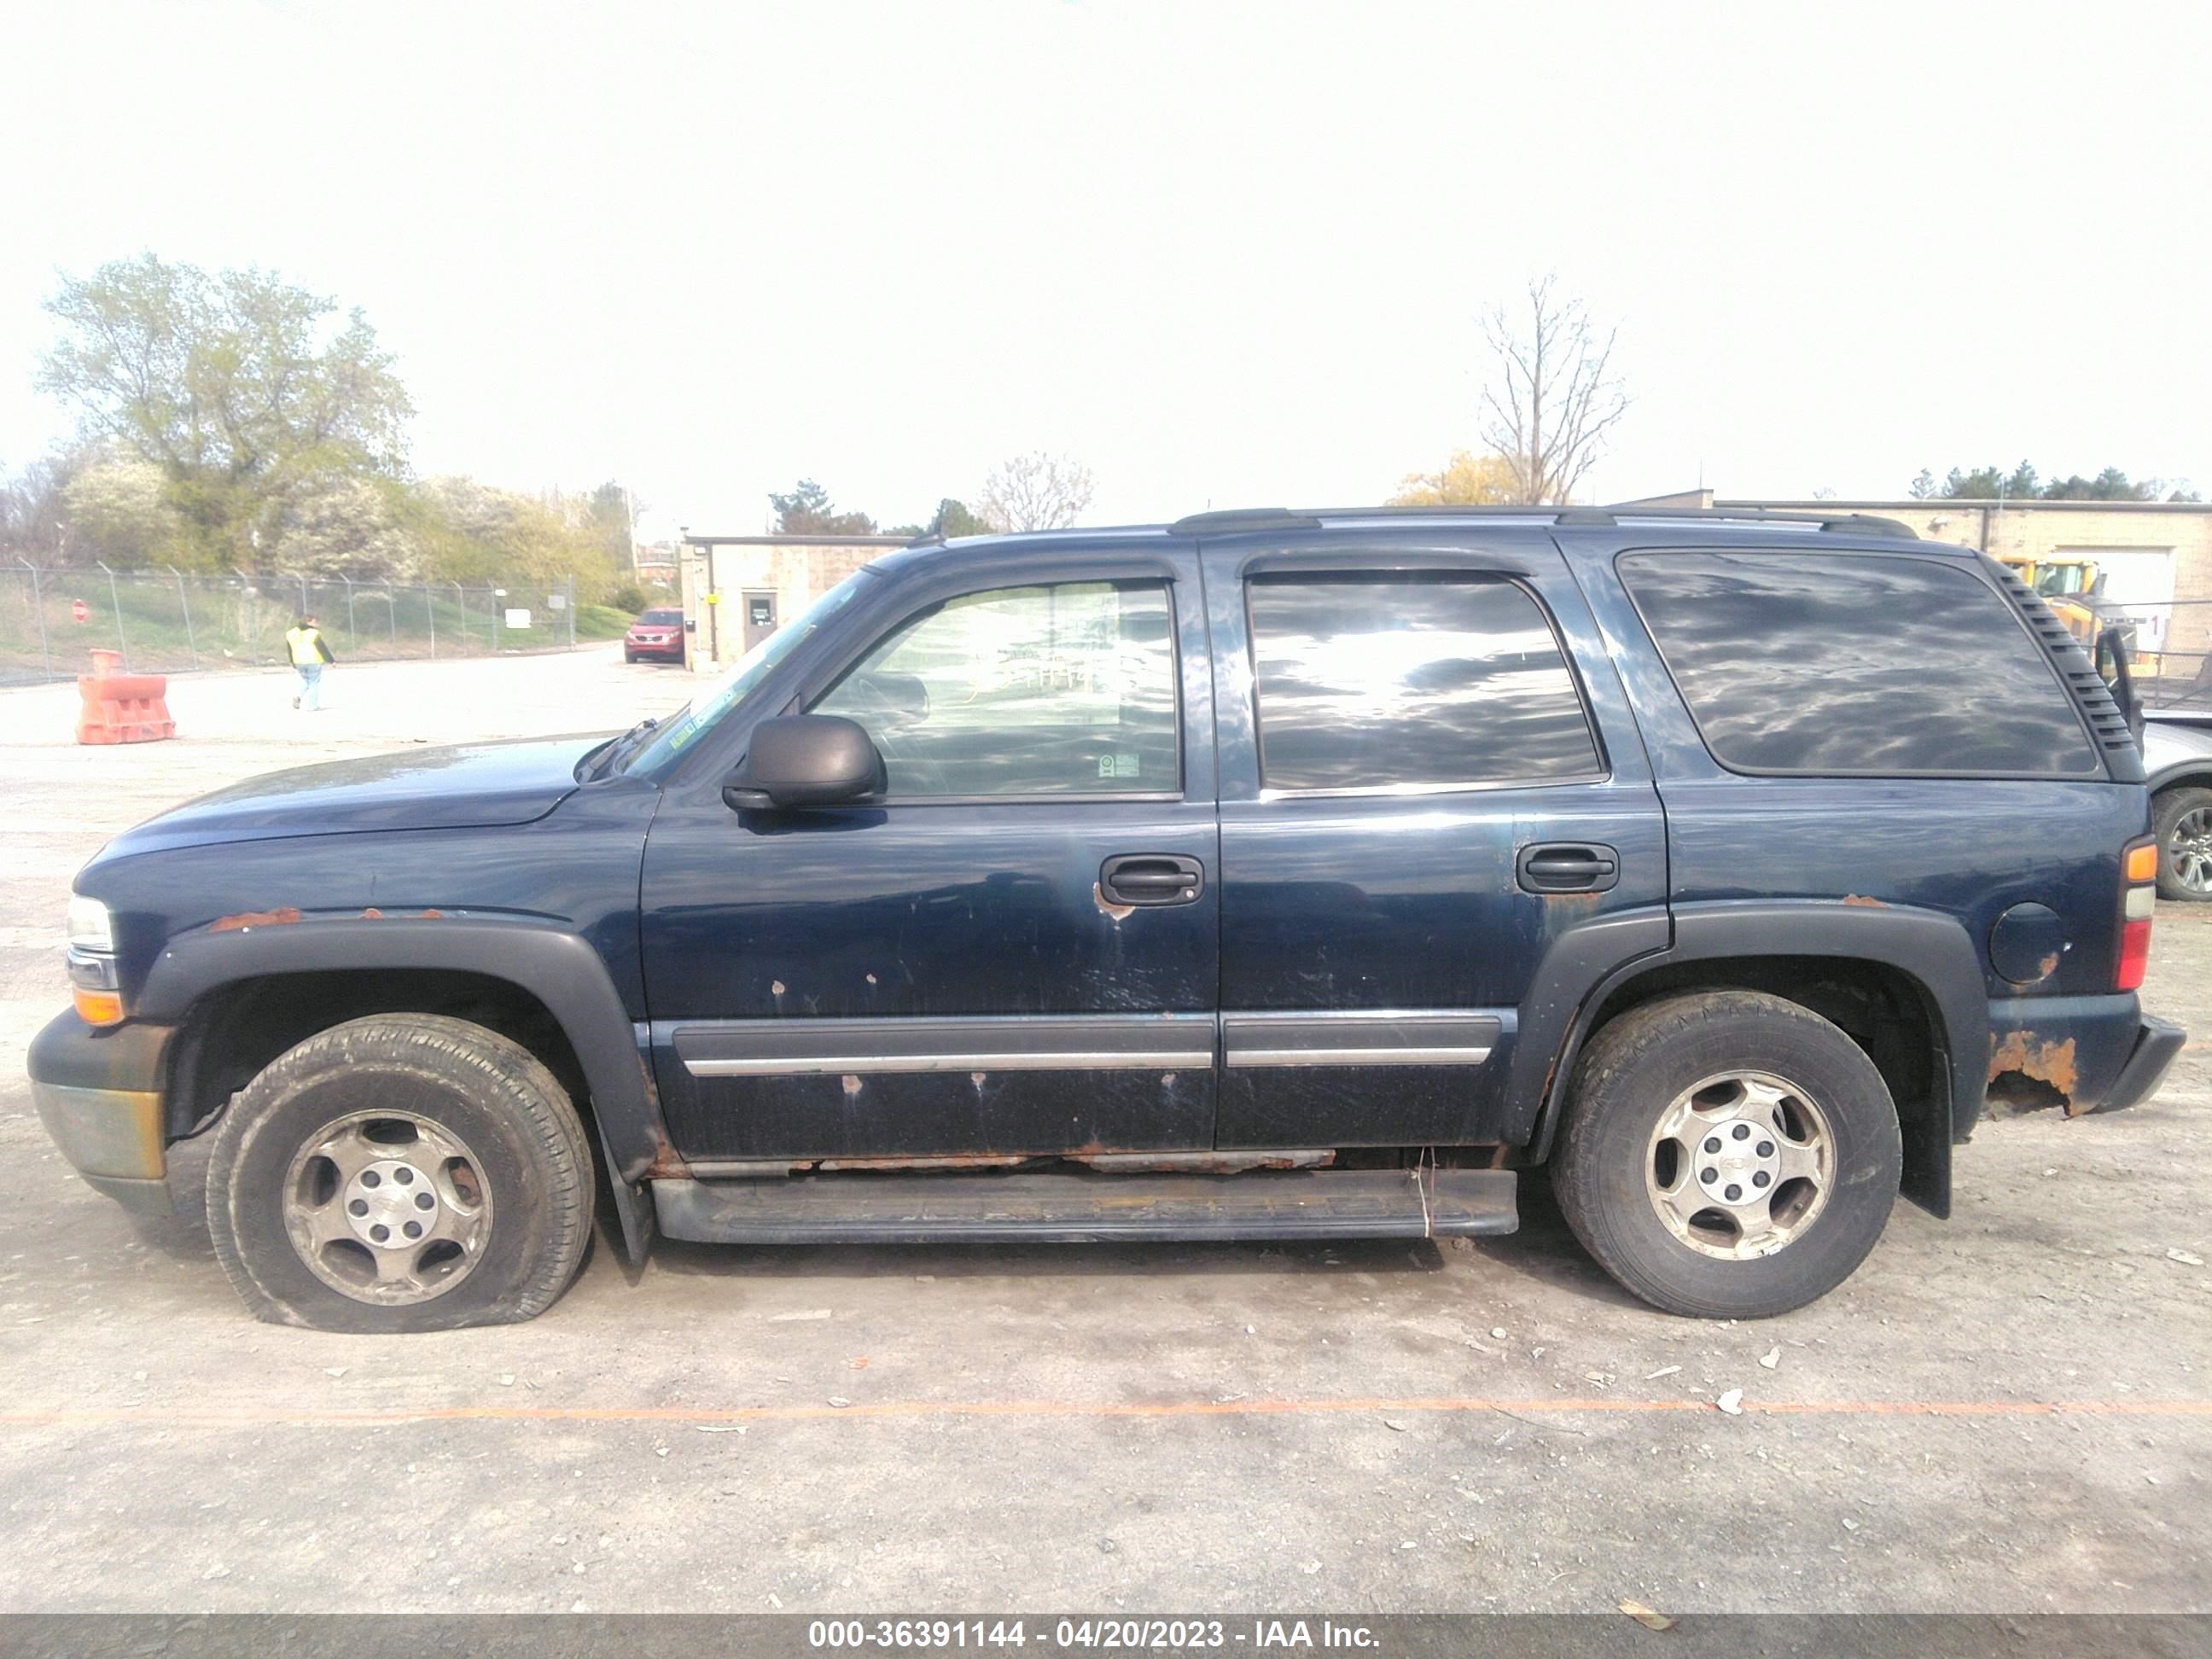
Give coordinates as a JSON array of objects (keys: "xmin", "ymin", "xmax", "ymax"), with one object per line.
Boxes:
[
  {"xmin": 2125, "ymin": 842, "xmax": 2159, "ymax": 884},
  {"xmin": 72, "ymin": 987, "xmax": 124, "ymax": 1027}
]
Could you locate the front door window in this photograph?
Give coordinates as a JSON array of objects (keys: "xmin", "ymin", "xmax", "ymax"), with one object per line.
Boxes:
[{"xmin": 814, "ymin": 580, "xmax": 1179, "ymax": 796}]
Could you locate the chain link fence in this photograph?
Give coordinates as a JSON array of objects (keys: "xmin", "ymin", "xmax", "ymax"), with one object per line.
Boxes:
[
  {"xmin": 1, "ymin": 566, "xmax": 581, "ymax": 685},
  {"xmin": 2098, "ymin": 598, "xmax": 2212, "ymax": 710}
]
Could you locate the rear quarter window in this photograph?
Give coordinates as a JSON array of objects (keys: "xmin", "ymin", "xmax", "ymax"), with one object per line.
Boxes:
[{"xmin": 1617, "ymin": 550, "xmax": 2100, "ymax": 777}]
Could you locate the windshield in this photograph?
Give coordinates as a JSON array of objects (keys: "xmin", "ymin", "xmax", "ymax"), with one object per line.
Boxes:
[{"xmin": 621, "ymin": 571, "xmax": 871, "ymax": 773}]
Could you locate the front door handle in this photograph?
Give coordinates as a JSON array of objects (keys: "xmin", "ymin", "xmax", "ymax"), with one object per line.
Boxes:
[
  {"xmin": 1100, "ymin": 854, "xmax": 1205, "ymax": 907},
  {"xmin": 1516, "ymin": 842, "xmax": 1620, "ymax": 894}
]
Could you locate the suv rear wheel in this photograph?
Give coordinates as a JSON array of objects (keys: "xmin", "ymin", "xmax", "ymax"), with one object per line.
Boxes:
[
  {"xmin": 1553, "ymin": 990, "xmax": 1901, "ymax": 1318},
  {"xmin": 207, "ymin": 1014, "xmax": 594, "ymax": 1332}
]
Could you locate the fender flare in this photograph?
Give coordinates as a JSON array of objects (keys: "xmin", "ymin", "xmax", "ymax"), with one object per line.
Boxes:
[
  {"xmin": 138, "ymin": 912, "xmax": 663, "ymax": 1260},
  {"xmin": 1527, "ymin": 899, "xmax": 1986, "ymax": 1219}
]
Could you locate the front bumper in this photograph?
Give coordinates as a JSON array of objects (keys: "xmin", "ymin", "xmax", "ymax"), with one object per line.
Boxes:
[
  {"xmin": 2088, "ymin": 1014, "xmax": 2186, "ymax": 1115},
  {"xmin": 26, "ymin": 1010, "xmax": 176, "ymax": 1218}
]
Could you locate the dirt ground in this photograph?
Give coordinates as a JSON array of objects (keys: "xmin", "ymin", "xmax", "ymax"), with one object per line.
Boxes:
[{"xmin": 0, "ymin": 648, "xmax": 2205, "ymax": 1616}]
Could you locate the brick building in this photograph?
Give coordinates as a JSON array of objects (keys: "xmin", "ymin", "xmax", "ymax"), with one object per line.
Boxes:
[{"xmin": 676, "ymin": 533, "xmax": 906, "ymax": 670}]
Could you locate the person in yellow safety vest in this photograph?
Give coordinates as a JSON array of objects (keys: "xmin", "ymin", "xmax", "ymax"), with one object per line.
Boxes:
[{"xmin": 285, "ymin": 614, "xmax": 335, "ymax": 712}]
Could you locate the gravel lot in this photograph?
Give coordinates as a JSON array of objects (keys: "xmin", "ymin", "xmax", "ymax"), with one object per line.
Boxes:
[{"xmin": 0, "ymin": 648, "xmax": 2206, "ymax": 1615}]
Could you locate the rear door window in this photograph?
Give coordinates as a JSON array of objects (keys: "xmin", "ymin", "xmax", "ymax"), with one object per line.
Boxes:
[
  {"xmin": 1617, "ymin": 551, "xmax": 2099, "ymax": 775},
  {"xmin": 1245, "ymin": 575, "xmax": 1602, "ymax": 792}
]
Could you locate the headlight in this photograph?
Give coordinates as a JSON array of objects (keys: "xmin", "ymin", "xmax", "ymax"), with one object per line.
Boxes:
[{"xmin": 67, "ymin": 894, "xmax": 114, "ymax": 953}]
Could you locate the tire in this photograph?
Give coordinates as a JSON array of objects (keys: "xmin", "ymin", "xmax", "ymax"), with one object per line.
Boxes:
[
  {"xmin": 623, "ymin": 650, "xmax": 637, "ymax": 664},
  {"xmin": 1552, "ymin": 990, "xmax": 1901, "ymax": 1318},
  {"xmin": 206, "ymin": 1015, "xmax": 594, "ymax": 1332},
  {"xmin": 2152, "ymin": 785, "xmax": 2212, "ymax": 902}
]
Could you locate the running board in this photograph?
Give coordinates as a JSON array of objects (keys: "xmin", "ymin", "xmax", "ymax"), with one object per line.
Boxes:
[{"xmin": 651, "ymin": 1167, "xmax": 1517, "ymax": 1245}]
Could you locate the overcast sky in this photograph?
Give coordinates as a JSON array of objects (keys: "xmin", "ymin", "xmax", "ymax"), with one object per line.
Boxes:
[{"xmin": 4, "ymin": 0, "xmax": 2207, "ymax": 538}]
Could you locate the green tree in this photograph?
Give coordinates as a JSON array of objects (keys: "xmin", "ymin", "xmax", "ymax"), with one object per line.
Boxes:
[
  {"xmin": 405, "ymin": 478, "xmax": 630, "ymax": 604},
  {"xmin": 584, "ymin": 480, "xmax": 638, "ymax": 569},
  {"xmin": 769, "ymin": 479, "xmax": 876, "ymax": 536},
  {"xmin": 36, "ymin": 253, "xmax": 411, "ymax": 570},
  {"xmin": 1938, "ymin": 460, "xmax": 2040, "ymax": 499},
  {"xmin": 61, "ymin": 451, "xmax": 185, "ymax": 568},
  {"xmin": 1387, "ymin": 451, "xmax": 1516, "ymax": 505},
  {"xmin": 1912, "ymin": 462, "xmax": 2197, "ymax": 503},
  {"xmin": 888, "ymin": 498, "xmax": 996, "ymax": 538}
]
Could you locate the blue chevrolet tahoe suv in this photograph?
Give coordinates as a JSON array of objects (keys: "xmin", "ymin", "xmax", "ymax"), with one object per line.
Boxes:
[{"xmin": 27, "ymin": 504, "xmax": 2187, "ymax": 1331}]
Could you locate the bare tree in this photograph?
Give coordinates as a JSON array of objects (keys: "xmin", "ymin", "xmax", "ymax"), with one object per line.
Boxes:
[
  {"xmin": 1479, "ymin": 276, "xmax": 1629, "ymax": 505},
  {"xmin": 975, "ymin": 451, "xmax": 1095, "ymax": 532}
]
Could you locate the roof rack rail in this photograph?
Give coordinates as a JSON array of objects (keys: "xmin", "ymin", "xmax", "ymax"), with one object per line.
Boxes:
[
  {"xmin": 1168, "ymin": 504, "xmax": 1920, "ymax": 538},
  {"xmin": 1581, "ymin": 505, "xmax": 1918, "ymax": 537},
  {"xmin": 1168, "ymin": 509, "xmax": 1324, "ymax": 535}
]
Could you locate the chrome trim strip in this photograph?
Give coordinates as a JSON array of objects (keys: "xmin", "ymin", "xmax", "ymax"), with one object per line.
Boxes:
[
  {"xmin": 672, "ymin": 1012, "xmax": 1217, "ymax": 1080},
  {"xmin": 1223, "ymin": 1010, "xmax": 1503, "ymax": 1068},
  {"xmin": 1231, "ymin": 1045, "xmax": 1493, "ymax": 1068},
  {"xmin": 688, "ymin": 1049, "xmax": 1213, "ymax": 1078}
]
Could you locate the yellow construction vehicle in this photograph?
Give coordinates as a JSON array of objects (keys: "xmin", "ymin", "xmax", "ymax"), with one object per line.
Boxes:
[{"xmin": 2000, "ymin": 555, "xmax": 2104, "ymax": 644}]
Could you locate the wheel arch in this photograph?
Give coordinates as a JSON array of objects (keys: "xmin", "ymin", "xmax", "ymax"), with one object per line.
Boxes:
[
  {"xmin": 140, "ymin": 914, "xmax": 663, "ymax": 1260},
  {"xmin": 1527, "ymin": 901, "xmax": 1987, "ymax": 1219}
]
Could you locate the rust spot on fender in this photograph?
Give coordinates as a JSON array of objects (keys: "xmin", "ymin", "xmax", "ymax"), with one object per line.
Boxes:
[
  {"xmin": 1988, "ymin": 1030, "xmax": 2080, "ymax": 1110},
  {"xmin": 1092, "ymin": 882, "xmax": 1134, "ymax": 921},
  {"xmin": 210, "ymin": 906, "xmax": 301, "ymax": 932},
  {"xmin": 2038, "ymin": 952, "xmax": 2061, "ymax": 980},
  {"xmin": 360, "ymin": 907, "xmax": 384, "ymax": 919},
  {"xmin": 1840, "ymin": 894, "xmax": 1889, "ymax": 908}
]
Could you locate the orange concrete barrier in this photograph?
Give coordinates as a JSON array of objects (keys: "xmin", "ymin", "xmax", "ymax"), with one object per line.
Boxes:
[{"xmin": 75, "ymin": 649, "xmax": 175, "ymax": 745}]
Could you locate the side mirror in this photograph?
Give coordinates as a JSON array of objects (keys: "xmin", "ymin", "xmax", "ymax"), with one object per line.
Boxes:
[
  {"xmin": 723, "ymin": 715, "xmax": 886, "ymax": 810},
  {"xmin": 2096, "ymin": 626, "xmax": 2144, "ymax": 745}
]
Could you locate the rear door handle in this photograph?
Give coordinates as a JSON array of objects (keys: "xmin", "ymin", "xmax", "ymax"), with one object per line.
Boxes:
[
  {"xmin": 1100, "ymin": 854, "xmax": 1205, "ymax": 906},
  {"xmin": 1516, "ymin": 842, "xmax": 1620, "ymax": 894}
]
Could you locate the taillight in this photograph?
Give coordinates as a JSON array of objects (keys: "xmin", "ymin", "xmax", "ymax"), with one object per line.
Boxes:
[{"xmin": 2117, "ymin": 836, "xmax": 2157, "ymax": 991}]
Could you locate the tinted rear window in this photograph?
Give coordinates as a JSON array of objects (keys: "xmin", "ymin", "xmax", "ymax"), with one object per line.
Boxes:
[
  {"xmin": 1617, "ymin": 551, "xmax": 2099, "ymax": 776},
  {"xmin": 1247, "ymin": 575, "xmax": 1602, "ymax": 791}
]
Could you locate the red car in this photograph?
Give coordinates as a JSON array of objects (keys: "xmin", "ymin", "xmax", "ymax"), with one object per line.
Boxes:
[{"xmin": 624, "ymin": 607, "xmax": 685, "ymax": 665}]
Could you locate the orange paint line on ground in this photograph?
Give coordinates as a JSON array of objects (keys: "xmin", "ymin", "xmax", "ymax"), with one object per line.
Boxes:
[{"xmin": 0, "ymin": 1396, "xmax": 2206, "ymax": 1430}]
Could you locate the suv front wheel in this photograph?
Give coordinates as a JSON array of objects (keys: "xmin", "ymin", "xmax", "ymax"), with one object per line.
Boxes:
[
  {"xmin": 207, "ymin": 1014, "xmax": 595, "ymax": 1332},
  {"xmin": 1553, "ymin": 990, "xmax": 1901, "ymax": 1318}
]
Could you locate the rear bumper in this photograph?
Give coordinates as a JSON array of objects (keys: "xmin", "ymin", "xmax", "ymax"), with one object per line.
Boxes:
[
  {"xmin": 2087, "ymin": 1015, "xmax": 2186, "ymax": 1115},
  {"xmin": 26, "ymin": 1010, "xmax": 175, "ymax": 1218}
]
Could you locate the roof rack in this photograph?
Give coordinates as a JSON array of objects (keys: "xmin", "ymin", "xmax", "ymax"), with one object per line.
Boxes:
[
  {"xmin": 1167, "ymin": 509, "xmax": 1324, "ymax": 535},
  {"xmin": 1167, "ymin": 504, "xmax": 1917, "ymax": 538}
]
